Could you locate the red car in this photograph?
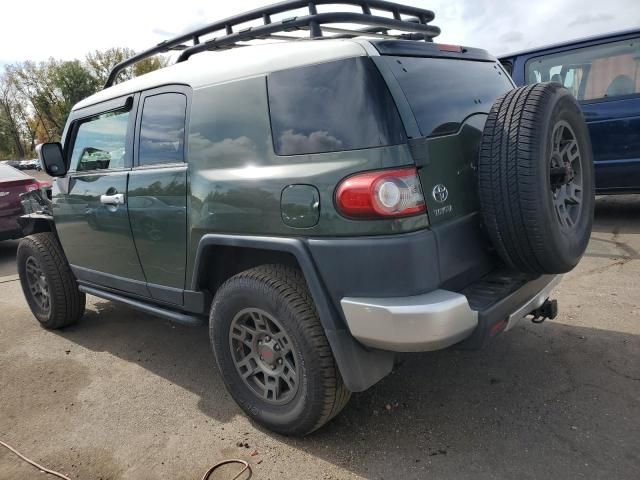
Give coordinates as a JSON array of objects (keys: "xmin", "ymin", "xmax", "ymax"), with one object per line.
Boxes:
[{"xmin": 0, "ymin": 164, "xmax": 50, "ymax": 241}]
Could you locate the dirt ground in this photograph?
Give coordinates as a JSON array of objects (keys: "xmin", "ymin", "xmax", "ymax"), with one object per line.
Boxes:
[{"xmin": 0, "ymin": 195, "xmax": 638, "ymax": 480}]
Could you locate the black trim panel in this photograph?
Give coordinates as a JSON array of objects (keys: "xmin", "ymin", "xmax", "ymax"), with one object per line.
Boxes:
[
  {"xmin": 147, "ymin": 283, "xmax": 183, "ymax": 305},
  {"xmin": 307, "ymin": 229, "xmax": 440, "ymax": 301},
  {"xmin": 72, "ymin": 265, "xmax": 150, "ymax": 297},
  {"xmin": 71, "ymin": 265, "xmax": 203, "ymax": 312},
  {"xmin": 78, "ymin": 285, "xmax": 204, "ymax": 326}
]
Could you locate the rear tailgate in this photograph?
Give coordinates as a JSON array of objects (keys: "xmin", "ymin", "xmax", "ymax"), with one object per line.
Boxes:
[{"xmin": 372, "ymin": 45, "xmax": 514, "ymax": 224}]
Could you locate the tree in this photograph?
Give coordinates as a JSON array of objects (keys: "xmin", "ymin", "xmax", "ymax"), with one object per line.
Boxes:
[
  {"xmin": 0, "ymin": 72, "xmax": 29, "ymax": 159},
  {"xmin": 134, "ymin": 56, "xmax": 169, "ymax": 78},
  {"xmin": 0, "ymin": 46, "xmax": 170, "ymax": 158},
  {"xmin": 52, "ymin": 60, "xmax": 99, "ymax": 118},
  {"xmin": 85, "ymin": 47, "xmax": 136, "ymax": 86},
  {"xmin": 86, "ymin": 47, "xmax": 167, "ymax": 86},
  {"xmin": 8, "ymin": 61, "xmax": 64, "ymax": 140}
]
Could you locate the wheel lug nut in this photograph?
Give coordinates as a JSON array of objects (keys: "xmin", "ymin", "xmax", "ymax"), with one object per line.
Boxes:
[
  {"xmin": 265, "ymin": 336, "xmax": 271, "ymax": 342},
  {"xmin": 274, "ymin": 345, "xmax": 280, "ymax": 351},
  {"xmin": 278, "ymin": 358, "xmax": 283, "ymax": 365}
]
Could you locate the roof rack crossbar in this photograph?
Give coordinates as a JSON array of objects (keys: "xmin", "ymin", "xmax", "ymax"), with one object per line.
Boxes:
[{"xmin": 104, "ymin": 0, "xmax": 439, "ymax": 88}]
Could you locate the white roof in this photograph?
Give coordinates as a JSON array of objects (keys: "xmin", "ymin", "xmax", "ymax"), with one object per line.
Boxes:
[{"xmin": 74, "ymin": 39, "xmax": 371, "ymax": 110}]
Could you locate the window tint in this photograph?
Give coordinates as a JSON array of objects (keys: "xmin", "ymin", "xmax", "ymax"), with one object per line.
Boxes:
[
  {"xmin": 70, "ymin": 110, "xmax": 130, "ymax": 171},
  {"xmin": 384, "ymin": 57, "xmax": 513, "ymax": 137},
  {"xmin": 525, "ymin": 38, "xmax": 640, "ymax": 101},
  {"xmin": 139, "ymin": 93, "xmax": 187, "ymax": 166},
  {"xmin": 268, "ymin": 57, "xmax": 406, "ymax": 156}
]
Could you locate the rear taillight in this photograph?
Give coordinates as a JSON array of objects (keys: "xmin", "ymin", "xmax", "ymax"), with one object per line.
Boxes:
[{"xmin": 335, "ymin": 167, "xmax": 426, "ymax": 219}]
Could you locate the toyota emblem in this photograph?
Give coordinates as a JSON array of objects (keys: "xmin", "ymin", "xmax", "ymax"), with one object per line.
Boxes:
[{"xmin": 432, "ymin": 184, "xmax": 448, "ymax": 203}]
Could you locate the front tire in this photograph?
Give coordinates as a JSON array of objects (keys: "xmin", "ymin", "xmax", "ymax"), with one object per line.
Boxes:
[
  {"xmin": 17, "ymin": 233, "xmax": 86, "ymax": 329},
  {"xmin": 210, "ymin": 264, "xmax": 350, "ymax": 436}
]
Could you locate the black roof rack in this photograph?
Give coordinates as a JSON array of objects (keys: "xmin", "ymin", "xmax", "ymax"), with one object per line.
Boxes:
[{"xmin": 104, "ymin": 0, "xmax": 440, "ymax": 88}]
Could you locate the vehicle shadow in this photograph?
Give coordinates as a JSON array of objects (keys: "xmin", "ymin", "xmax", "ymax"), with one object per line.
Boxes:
[
  {"xmin": 591, "ymin": 194, "xmax": 640, "ymax": 235},
  {"xmin": 54, "ymin": 301, "xmax": 639, "ymax": 479},
  {"xmin": 56, "ymin": 300, "xmax": 232, "ymax": 420}
]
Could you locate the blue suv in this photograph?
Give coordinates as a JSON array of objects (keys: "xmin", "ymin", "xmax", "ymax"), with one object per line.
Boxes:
[{"xmin": 500, "ymin": 29, "xmax": 640, "ymax": 194}]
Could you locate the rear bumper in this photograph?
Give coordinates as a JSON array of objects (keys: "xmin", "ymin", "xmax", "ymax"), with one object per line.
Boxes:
[{"xmin": 340, "ymin": 274, "xmax": 561, "ymax": 352}]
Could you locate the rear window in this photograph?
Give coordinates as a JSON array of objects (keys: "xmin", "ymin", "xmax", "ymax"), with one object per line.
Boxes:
[
  {"xmin": 267, "ymin": 57, "xmax": 406, "ymax": 156},
  {"xmin": 382, "ymin": 57, "xmax": 513, "ymax": 137}
]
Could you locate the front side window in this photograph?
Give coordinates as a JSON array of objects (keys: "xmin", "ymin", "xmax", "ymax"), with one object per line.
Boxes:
[
  {"xmin": 525, "ymin": 38, "xmax": 640, "ymax": 101},
  {"xmin": 70, "ymin": 110, "xmax": 130, "ymax": 171},
  {"xmin": 267, "ymin": 57, "xmax": 406, "ymax": 156},
  {"xmin": 139, "ymin": 93, "xmax": 187, "ymax": 166}
]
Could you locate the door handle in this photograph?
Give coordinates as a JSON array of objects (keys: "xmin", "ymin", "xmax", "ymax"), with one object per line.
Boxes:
[{"xmin": 100, "ymin": 193, "xmax": 125, "ymax": 206}]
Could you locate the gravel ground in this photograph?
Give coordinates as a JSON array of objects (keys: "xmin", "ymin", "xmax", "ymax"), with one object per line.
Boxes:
[{"xmin": 0, "ymin": 195, "xmax": 638, "ymax": 480}]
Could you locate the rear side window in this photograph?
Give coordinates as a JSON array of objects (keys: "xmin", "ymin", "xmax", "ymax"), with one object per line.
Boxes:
[
  {"xmin": 383, "ymin": 57, "xmax": 513, "ymax": 137},
  {"xmin": 139, "ymin": 93, "xmax": 187, "ymax": 166},
  {"xmin": 267, "ymin": 57, "xmax": 406, "ymax": 156},
  {"xmin": 525, "ymin": 38, "xmax": 640, "ymax": 101}
]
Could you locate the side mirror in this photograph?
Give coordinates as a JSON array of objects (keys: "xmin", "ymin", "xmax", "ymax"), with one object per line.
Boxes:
[{"xmin": 38, "ymin": 142, "xmax": 67, "ymax": 177}]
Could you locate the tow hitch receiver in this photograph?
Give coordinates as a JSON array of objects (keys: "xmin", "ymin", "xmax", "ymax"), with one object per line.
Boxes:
[{"xmin": 530, "ymin": 299, "xmax": 558, "ymax": 324}]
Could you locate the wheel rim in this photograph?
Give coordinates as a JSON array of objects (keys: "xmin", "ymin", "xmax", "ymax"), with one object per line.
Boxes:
[
  {"xmin": 25, "ymin": 256, "xmax": 50, "ymax": 312},
  {"xmin": 229, "ymin": 308, "xmax": 299, "ymax": 405},
  {"xmin": 549, "ymin": 120, "xmax": 584, "ymax": 231}
]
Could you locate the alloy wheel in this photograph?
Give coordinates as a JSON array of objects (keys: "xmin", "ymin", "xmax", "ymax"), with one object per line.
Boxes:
[
  {"xmin": 25, "ymin": 256, "xmax": 50, "ymax": 312},
  {"xmin": 549, "ymin": 120, "xmax": 584, "ymax": 230},
  {"xmin": 229, "ymin": 308, "xmax": 299, "ymax": 405}
]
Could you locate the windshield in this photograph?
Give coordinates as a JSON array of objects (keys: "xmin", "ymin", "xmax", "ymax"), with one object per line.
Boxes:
[{"xmin": 381, "ymin": 56, "xmax": 513, "ymax": 137}]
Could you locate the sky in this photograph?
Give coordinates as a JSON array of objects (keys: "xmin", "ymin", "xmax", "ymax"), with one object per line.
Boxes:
[{"xmin": 0, "ymin": 0, "xmax": 639, "ymax": 67}]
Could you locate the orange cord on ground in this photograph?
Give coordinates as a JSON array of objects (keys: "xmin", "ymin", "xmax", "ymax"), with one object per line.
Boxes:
[
  {"xmin": 0, "ymin": 439, "xmax": 72, "ymax": 480},
  {"xmin": 201, "ymin": 458, "xmax": 251, "ymax": 480},
  {"xmin": 1, "ymin": 438, "xmax": 252, "ymax": 480}
]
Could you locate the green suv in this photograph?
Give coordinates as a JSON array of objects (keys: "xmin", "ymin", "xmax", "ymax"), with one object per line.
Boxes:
[{"xmin": 19, "ymin": 1, "xmax": 594, "ymax": 435}]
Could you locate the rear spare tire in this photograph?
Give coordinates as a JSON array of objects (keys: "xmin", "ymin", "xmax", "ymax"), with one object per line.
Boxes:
[{"xmin": 478, "ymin": 82, "xmax": 594, "ymax": 274}]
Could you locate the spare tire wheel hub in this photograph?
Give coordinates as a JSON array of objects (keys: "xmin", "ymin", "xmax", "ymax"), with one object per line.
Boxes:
[{"xmin": 550, "ymin": 120, "xmax": 583, "ymax": 230}]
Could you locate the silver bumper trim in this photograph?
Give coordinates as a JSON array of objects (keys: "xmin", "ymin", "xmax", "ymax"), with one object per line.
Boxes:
[
  {"xmin": 505, "ymin": 275, "xmax": 563, "ymax": 331},
  {"xmin": 340, "ymin": 290, "xmax": 478, "ymax": 352},
  {"xmin": 340, "ymin": 275, "xmax": 563, "ymax": 352}
]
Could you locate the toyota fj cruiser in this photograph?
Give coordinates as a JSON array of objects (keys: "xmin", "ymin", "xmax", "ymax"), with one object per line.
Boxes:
[{"xmin": 19, "ymin": 0, "xmax": 594, "ymax": 436}]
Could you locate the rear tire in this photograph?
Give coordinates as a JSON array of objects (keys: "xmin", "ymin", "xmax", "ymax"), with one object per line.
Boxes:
[
  {"xmin": 17, "ymin": 233, "xmax": 86, "ymax": 329},
  {"xmin": 210, "ymin": 264, "xmax": 350, "ymax": 436},
  {"xmin": 478, "ymin": 82, "xmax": 594, "ymax": 273}
]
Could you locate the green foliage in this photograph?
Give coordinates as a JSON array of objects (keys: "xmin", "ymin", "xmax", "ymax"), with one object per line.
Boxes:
[
  {"xmin": 86, "ymin": 47, "xmax": 136, "ymax": 86},
  {"xmin": 0, "ymin": 47, "xmax": 169, "ymax": 159}
]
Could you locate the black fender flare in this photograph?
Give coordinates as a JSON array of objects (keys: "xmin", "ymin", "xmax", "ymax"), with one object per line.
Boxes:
[
  {"xmin": 18, "ymin": 213, "xmax": 56, "ymax": 237},
  {"xmin": 191, "ymin": 234, "xmax": 394, "ymax": 392}
]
